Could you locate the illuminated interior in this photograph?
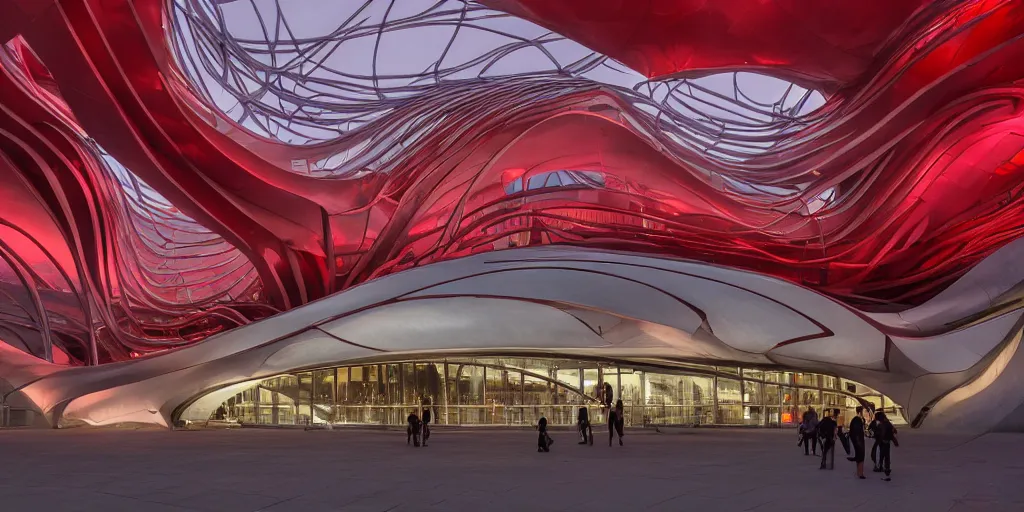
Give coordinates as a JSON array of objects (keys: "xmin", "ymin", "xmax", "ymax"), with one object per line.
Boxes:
[{"xmin": 181, "ymin": 357, "xmax": 906, "ymax": 428}]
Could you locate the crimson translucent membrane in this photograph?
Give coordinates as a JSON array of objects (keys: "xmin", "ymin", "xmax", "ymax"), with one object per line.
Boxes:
[{"xmin": 0, "ymin": 0, "xmax": 1022, "ymax": 364}]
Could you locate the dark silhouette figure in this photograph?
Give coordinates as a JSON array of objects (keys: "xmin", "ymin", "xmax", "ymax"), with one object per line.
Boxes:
[
  {"xmin": 537, "ymin": 416, "xmax": 553, "ymax": 452},
  {"xmin": 577, "ymin": 407, "xmax": 593, "ymax": 445},
  {"xmin": 868, "ymin": 413, "xmax": 881, "ymax": 472},
  {"xmin": 875, "ymin": 411, "xmax": 898, "ymax": 481},
  {"xmin": 608, "ymin": 399, "xmax": 625, "ymax": 446},
  {"xmin": 801, "ymin": 407, "xmax": 819, "ymax": 455},
  {"xmin": 407, "ymin": 412, "xmax": 422, "ymax": 447},
  {"xmin": 817, "ymin": 410, "xmax": 837, "ymax": 470},
  {"xmin": 603, "ymin": 382, "xmax": 614, "ymax": 409},
  {"xmin": 421, "ymin": 399, "xmax": 433, "ymax": 447},
  {"xmin": 847, "ymin": 406, "xmax": 867, "ymax": 479}
]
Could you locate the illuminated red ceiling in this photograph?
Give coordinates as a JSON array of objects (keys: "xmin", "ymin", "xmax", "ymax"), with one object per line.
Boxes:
[{"xmin": 0, "ymin": 0, "xmax": 1023, "ymax": 364}]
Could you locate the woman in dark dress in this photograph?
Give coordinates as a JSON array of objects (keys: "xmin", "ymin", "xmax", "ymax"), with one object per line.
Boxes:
[
  {"xmin": 847, "ymin": 406, "xmax": 867, "ymax": 479},
  {"xmin": 608, "ymin": 399, "xmax": 625, "ymax": 446}
]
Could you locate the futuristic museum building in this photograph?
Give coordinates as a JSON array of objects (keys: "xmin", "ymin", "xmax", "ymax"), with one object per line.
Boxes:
[{"xmin": 1, "ymin": 0, "xmax": 1024, "ymax": 434}]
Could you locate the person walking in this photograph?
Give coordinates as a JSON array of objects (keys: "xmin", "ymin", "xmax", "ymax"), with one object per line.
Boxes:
[
  {"xmin": 608, "ymin": 399, "xmax": 625, "ymax": 446},
  {"xmin": 801, "ymin": 407, "xmax": 819, "ymax": 456},
  {"xmin": 817, "ymin": 409, "xmax": 837, "ymax": 470},
  {"xmin": 407, "ymin": 411, "xmax": 422, "ymax": 447},
  {"xmin": 875, "ymin": 411, "xmax": 898, "ymax": 481},
  {"xmin": 868, "ymin": 411, "xmax": 882, "ymax": 472},
  {"xmin": 847, "ymin": 406, "xmax": 867, "ymax": 479},
  {"xmin": 537, "ymin": 415, "xmax": 553, "ymax": 452},
  {"xmin": 577, "ymin": 407, "xmax": 592, "ymax": 445}
]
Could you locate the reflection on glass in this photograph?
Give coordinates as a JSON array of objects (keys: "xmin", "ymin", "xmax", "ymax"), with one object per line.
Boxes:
[
  {"xmin": 717, "ymin": 378, "xmax": 742, "ymax": 424},
  {"xmin": 312, "ymin": 369, "xmax": 334, "ymax": 424}
]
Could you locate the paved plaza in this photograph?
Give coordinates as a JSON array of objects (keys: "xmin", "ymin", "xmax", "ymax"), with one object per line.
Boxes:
[{"xmin": 0, "ymin": 427, "xmax": 1021, "ymax": 511}]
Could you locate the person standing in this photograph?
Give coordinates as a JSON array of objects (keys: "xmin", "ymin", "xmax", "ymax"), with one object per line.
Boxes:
[
  {"xmin": 847, "ymin": 406, "xmax": 867, "ymax": 479},
  {"xmin": 875, "ymin": 411, "xmax": 898, "ymax": 481},
  {"xmin": 537, "ymin": 415, "xmax": 553, "ymax": 452},
  {"xmin": 801, "ymin": 407, "xmax": 819, "ymax": 456},
  {"xmin": 421, "ymin": 398, "xmax": 433, "ymax": 447},
  {"xmin": 407, "ymin": 411, "xmax": 421, "ymax": 447},
  {"xmin": 817, "ymin": 410, "xmax": 837, "ymax": 470},
  {"xmin": 577, "ymin": 407, "xmax": 592, "ymax": 445},
  {"xmin": 608, "ymin": 399, "xmax": 625, "ymax": 446},
  {"xmin": 868, "ymin": 411, "xmax": 882, "ymax": 472}
]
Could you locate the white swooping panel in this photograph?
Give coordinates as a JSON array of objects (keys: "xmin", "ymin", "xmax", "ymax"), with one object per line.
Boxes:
[
  {"xmin": 404, "ymin": 268, "xmax": 704, "ymax": 334},
  {"xmin": 549, "ymin": 264, "xmax": 822, "ymax": 353},
  {"xmin": 319, "ymin": 297, "xmax": 609, "ymax": 351},
  {"xmin": 478, "ymin": 248, "xmax": 881, "ymax": 358},
  {"xmin": 892, "ymin": 311, "xmax": 1024, "ymax": 374}
]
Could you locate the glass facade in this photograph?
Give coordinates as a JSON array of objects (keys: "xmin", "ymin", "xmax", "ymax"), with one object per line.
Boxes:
[{"xmin": 203, "ymin": 357, "xmax": 906, "ymax": 428}]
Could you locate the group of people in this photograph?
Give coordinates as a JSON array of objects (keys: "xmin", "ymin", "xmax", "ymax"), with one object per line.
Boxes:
[
  {"xmin": 406, "ymin": 398, "xmax": 436, "ymax": 447},
  {"xmin": 541, "ymin": 381, "xmax": 624, "ymax": 452},
  {"xmin": 799, "ymin": 405, "xmax": 898, "ymax": 481},
  {"xmin": 405, "ymin": 389, "xmax": 899, "ymax": 474}
]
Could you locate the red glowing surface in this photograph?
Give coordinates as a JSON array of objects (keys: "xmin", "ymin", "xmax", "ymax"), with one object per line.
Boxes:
[{"xmin": 0, "ymin": 0, "xmax": 1022, "ymax": 363}]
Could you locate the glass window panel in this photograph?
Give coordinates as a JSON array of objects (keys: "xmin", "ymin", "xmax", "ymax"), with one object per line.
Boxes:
[
  {"xmin": 742, "ymin": 368, "xmax": 764, "ymax": 381},
  {"xmin": 312, "ymin": 369, "xmax": 334, "ymax": 424},
  {"xmin": 297, "ymin": 372, "xmax": 313, "ymax": 426},
  {"xmin": 618, "ymin": 369, "xmax": 642, "ymax": 406},
  {"xmin": 350, "ymin": 366, "xmax": 379, "ymax": 405},
  {"xmin": 794, "ymin": 373, "xmax": 819, "ymax": 388},
  {"xmin": 456, "ymin": 364, "xmax": 484, "ymax": 406},
  {"xmin": 416, "ymin": 363, "xmax": 444, "ymax": 408},
  {"xmin": 383, "ymin": 364, "xmax": 399, "ymax": 405},
  {"xmin": 402, "ymin": 363, "xmax": 415, "ymax": 405},
  {"xmin": 337, "ymin": 368, "xmax": 349, "ymax": 404},
  {"xmin": 523, "ymin": 375, "xmax": 551, "ymax": 406},
  {"xmin": 799, "ymin": 389, "xmax": 821, "ymax": 408},
  {"xmin": 643, "ymin": 373, "xmax": 714, "ymax": 425},
  {"xmin": 717, "ymin": 377, "xmax": 743, "ymax": 424},
  {"xmin": 234, "ymin": 383, "xmax": 259, "ymax": 424},
  {"xmin": 717, "ymin": 378, "xmax": 742, "ymax": 405},
  {"xmin": 259, "ymin": 375, "xmax": 299, "ymax": 425},
  {"xmin": 743, "ymin": 381, "xmax": 763, "ymax": 404},
  {"xmin": 780, "ymin": 386, "xmax": 798, "ymax": 424},
  {"xmin": 582, "ymin": 368, "xmax": 600, "ymax": 401},
  {"xmin": 485, "ymin": 367, "xmax": 509, "ymax": 405},
  {"xmin": 555, "ymin": 368, "xmax": 580, "ymax": 392}
]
